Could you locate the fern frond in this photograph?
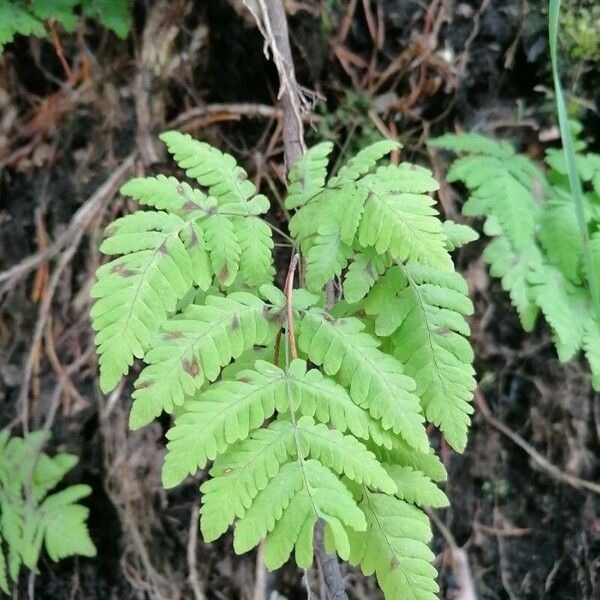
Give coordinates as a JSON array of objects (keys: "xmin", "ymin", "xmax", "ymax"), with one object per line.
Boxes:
[
  {"xmin": 91, "ymin": 211, "xmax": 195, "ymax": 392},
  {"xmin": 429, "ymin": 132, "xmax": 515, "ymax": 158},
  {"xmin": 120, "ymin": 175, "xmax": 216, "ymax": 218},
  {"xmin": 235, "ymin": 216, "xmax": 275, "ymax": 286},
  {"xmin": 366, "ymin": 265, "xmax": 475, "ymax": 451},
  {"xmin": 343, "ymin": 249, "xmax": 390, "ymax": 303},
  {"xmin": 202, "ymin": 214, "xmax": 241, "ymax": 286},
  {"xmin": 538, "ymin": 197, "xmax": 583, "ymax": 282},
  {"xmin": 160, "ymin": 131, "xmax": 267, "ymax": 212},
  {"xmin": 286, "ymin": 142, "xmax": 333, "ymax": 209},
  {"xmin": 0, "ymin": 432, "xmax": 96, "ymax": 591},
  {"xmin": 23, "ymin": 485, "xmax": 96, "ymax": 566},
  {"xmin": 373, "ymin": 439, "xmax": 447, "ymax": 483},
  {"xmin": 347, "ymin": 490, "xmax": 437, "ymax": 600},
  {"xmin": 130, "ymin": 293, "xmax": 278, "ymax": 429},
  {"xmin": 383, "ymin": 465, "xmax": 448, "ymax": 508},
  {"xmin": 583, "ymin": 317, "xmax": 600, "ymax": 390},
  {"xmin": 200, "ymin": 419, "xmax": 296, "ymax": 541},
  {"xmin": 287, "ymin": 359, "xmax": 396, "ymax": 449},
  {"xmin": 329, "ymin": 140, "xmax": 401, "ymax": 187},
  {"xmin": 442, "ymin": 220, "xmax": 479, "ymax": 251},
  {"xmin": 357, "ymin": 168, "xmax": 451, "ymax": 269},
  {"xmin": 298, "ymin": 310, "xmax": 429, "ymax": 452},
  {"xmin": 295, "ymin": 417, "xmax": 396, "ymax": 494},
  {"xmin": 306, "ymin": 224, "xmax": 352, "ymax": 292},
  {"xmin": 483, "ymin": 236, "xmax": 542, "ymax": 330},
  {"xmin": 528, "ymin": 265, "xmax": 588, "ymax": 361},
  {"xmin": 234, "ymin": 459, "xmax": 366, "ymax": 569},
  {"xmin": 161, "ymin": 360, "xmax": 289, "ymax": 487}
]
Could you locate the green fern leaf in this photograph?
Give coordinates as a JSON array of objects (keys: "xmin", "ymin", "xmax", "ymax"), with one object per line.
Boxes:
[
  {"xmin": 30, "ymin": 0, "xmax": 79, "ymax": 31},
  {"xmin": 343, "ymin": 249, "xmax": 390, "ymax": 303},
  {"xmin": 373, "ymin": 439, "xmax": 447, "ymax": 483},
  {"xmin": 347, "ymin": 490, "xmax": 437, "ymax": 600},
  {"xmin": 236, "ymin": 216, "xmax": 275, "ymax": 286},
  {"xmin": 162, "ymin": 360, "xmax": 289, "ymax": 487},
  {"xmin": 483, "ymin": 236, "xmax": 542, "ymax": 331},
  {"xmin": 82, "ymin": 0, "xmax": 132, "ymax": 38},
  {"xmin": 234, "ymin": 459, "xmax": 366, "ymax": 569},
  {"xmin": 37, "ymin": 486, "xmax": 96, "ymax": 563},
  {"xmin": 201, "ymin": 419, "xmax": 296, "ymax": 541},
  {"xmin": 329, "ymin": 140, "xmax": 401, "ymax": 187},
  {"xmin": 0, "ymin": 537, "xmax": 8, "ymax": 594},
  {"xmin": 358, "ymin": 169, "xmax": 451, "ymax": 269},
  {"xmin": 287, "ymin": 359, "xmax": 396, "ymax": 449},
  {"xmin": 120, "ymin": 175, "xmax": 216, "ymax": 218},
  {"xmin": 286, "ymin": 142, "xmax": 333, "ymax": 209},
  {"xmin": 306, "ymin": 224, "xmax": 353, "ymax": 292},
  {"xmin": 366, "ymin": 265, "xmax": 475, "ymax": 451},
  {"xmin": 429, "ymin": 132, "xmax": 516, "ymax": 158},
  {"xmin": 295, "ymin": 417, "xmax": 396, "ymax": 494},
  {"xmin": 298, "ymin": 310, "xmax": 429, "ymax": 452},
  {"xmin": 160, "ymin": 131, "xmax": 266, "ymax": 212},
  {"xmin": 538, "ymin": 197, "xmax": 583, "ymax": 282},
  {"xmin": 130, "ymin": 293, "xmax": 277, "ymax": 429},
  {"xmin": 383, "ymin": 465, "xmax": 448, "ymax": 508},
  {"xmin": 0, "ymin": 3, "xmax": 45, "ymax": 52},
  {"xmin": 202, "ymin": 214, "xmax": 241, "ymax": 286},
  {"xmin": 91, "ymin": 211, "xmax": 195, "ymax": 392},
  {"xmin": 583, "ymin": 317, "xmax": 600, "ymax": 391},
  {"xmin": 528, "ymin": 265, "xmax": 588, "ymax": 361},
  {"xmin": 442, "ymin": 220, "xmax": 479, "ymax": 251}
]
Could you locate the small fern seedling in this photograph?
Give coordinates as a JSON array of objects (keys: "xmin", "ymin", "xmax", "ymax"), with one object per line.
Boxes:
[
  {"xmin": 0, "ymin": 430, "xmax": 96, "ymax": 593},
  {"xmin": 430, "ymin": 130, "xmax": 600, "ymax": 388},
  {"xmin": 91, "ymin": 132, "xmax": 478, "ymax": 599}
]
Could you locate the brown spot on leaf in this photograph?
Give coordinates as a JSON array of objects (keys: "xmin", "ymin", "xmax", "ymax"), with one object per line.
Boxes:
[
  {"xmin": 104, "ymin": 226, "xmax": 117, "ymax": 238},
  {"xmin": 434, "ymin": 326, "xmax": 451, "ymax": 336},
  {"xmin": 364, "ymin": 262, "xmax": 374, "ymax": 278},
  {"xmin": 231, "ymin": 315, "xmax": 240, "ymax": 330},
  {"xmin": 164, "ymin": 331, "xmax": 184, "ymax": 340},
  {"xmin": 158, "ymin": 241, "xmax": 168, "ymax": 254},
  {"xmin": 135, "ymin": 379, "xmax": 154, "ymax": 390},
  {"xmin": 176, "ymin": 185, "xmax": 185, "ymax": 195},
  {"xmin": 182, "ymin": 357, "xmax": 200, "ymax": 377},
  {"xmin": 182, "ymin": 201, "xmax": 199, "ymax": 213},
  {"xmin": 264, "ymin": 306, "xmax": 284, "ymax": 323},
  {"xmin": 186, "ymin": 226, "xmax": 199, "ymax": 247},
  {"xmin": 238, "ymin": 376, "xmax": 251, "ymax": 384},
  {"xmin": 218, "ymin": 264, "xmax": 229, "ymax": 284},
  {"xmin": 390, "ymin": 558, "xmax": 399, "ymax": 570},
  {"xmin": 110, "ymin": 263, "xmax": 137, "ymax": 278}
]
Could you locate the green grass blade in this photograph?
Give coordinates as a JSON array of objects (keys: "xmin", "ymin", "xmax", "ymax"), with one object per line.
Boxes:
[{"xmin": 548, "ymin": 0, "xmax": 600, "ymax": 325}]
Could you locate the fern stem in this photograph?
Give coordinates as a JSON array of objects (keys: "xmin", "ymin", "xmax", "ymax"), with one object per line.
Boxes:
[
  {"xmin": 548, "ymin": 0, "xmax": 600, "ymax": 325},
  {"xmin": 284, "ymin": 252, "xmax": 300, "ymax": 360}
]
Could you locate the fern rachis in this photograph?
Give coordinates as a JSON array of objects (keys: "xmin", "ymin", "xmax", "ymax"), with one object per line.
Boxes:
[{"xmin": 91, "ymin": 133, "xmax": 477, "ymax": 599}]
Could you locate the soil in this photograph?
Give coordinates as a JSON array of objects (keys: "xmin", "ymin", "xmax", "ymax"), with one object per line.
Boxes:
[{"xmin": 0, "ymin": 1, "xmax": 599, "ymax": 599}]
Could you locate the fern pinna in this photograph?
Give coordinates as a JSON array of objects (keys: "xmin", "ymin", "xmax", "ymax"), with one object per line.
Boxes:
[
  {"xmin": 0, "ymin": 431, "xmax": 96, "ymax": 593},
  {"xmin": 91, "ymin": 132, "xmax": 477, "ymax": 599},
  {"xmin": 430, "ymin": 130, "xmax": 600, "ymax": 388}
]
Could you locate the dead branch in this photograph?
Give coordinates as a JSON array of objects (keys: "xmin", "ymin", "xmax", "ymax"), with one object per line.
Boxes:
[
  {"xmin": 16, "ymin": 155, "xmax": 135, "ymax": 432},
  {"xmin": 475, "ymin": 388, "xmax": 600, "ymax": 495}
]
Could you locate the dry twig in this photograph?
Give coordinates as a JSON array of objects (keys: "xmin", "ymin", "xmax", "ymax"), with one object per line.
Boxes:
[{"xmin": 475, "ymin": 388, "xmax": 600, "ymax": 495}]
